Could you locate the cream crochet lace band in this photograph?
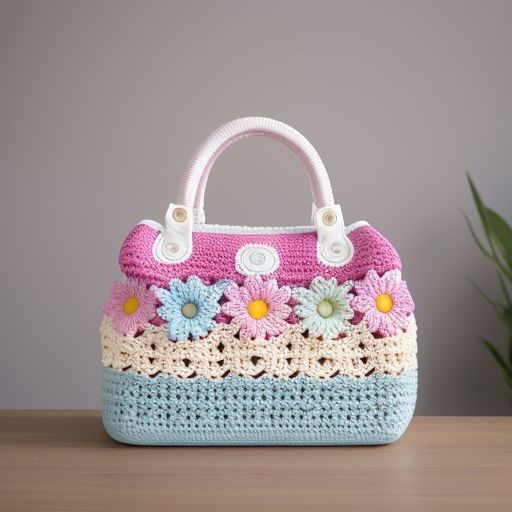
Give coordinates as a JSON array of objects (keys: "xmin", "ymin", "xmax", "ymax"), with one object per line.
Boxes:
[{"xmin": 101, "ymin": 315, "xmax": 417, "ymax": 380}]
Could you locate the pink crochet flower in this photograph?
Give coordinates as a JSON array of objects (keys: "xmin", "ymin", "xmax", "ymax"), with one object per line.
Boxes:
[
  {"xmin": 103, "ymin": 278, "xmax": 157, "ymax": 336},
  {"xmin": 351, "ymin": 269, "xmax": 414, "ymax": 337},
  {"xmin": 222, "ymin": 276, "xmax": 292, "ymax": 339}
]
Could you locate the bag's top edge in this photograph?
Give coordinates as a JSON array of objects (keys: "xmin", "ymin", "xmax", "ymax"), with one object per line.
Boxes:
[
  {"xmin": 139, "ymin": 219, "xmax": 370, "ymax": 235},
  {"xmin": 119, "ymin": 221, "xmax": 401, "ymax": 289}
]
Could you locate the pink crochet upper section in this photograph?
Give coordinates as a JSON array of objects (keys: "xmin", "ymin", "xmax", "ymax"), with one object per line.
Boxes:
[{"xmin": 119, "ymin": 224, "xmax": 402, "ymax": 288}]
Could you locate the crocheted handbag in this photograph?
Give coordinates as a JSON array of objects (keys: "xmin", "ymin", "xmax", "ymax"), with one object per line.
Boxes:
[{"xmin": 101, "ymin": 117, "xmax": 417, "ymax": 445}]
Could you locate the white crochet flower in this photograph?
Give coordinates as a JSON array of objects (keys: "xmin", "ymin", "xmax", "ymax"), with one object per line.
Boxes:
[{"xmin": 293, "ymin": 276, "xmax": 354, "ymax": 339}]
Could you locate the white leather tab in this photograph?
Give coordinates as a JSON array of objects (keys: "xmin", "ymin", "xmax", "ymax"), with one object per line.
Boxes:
[
  {"xmin": 153, "ymin": 203, "xmax": 194, "ymax": 263},
  {"xmin": 315, "ymin": 204, "xmax": 354, "ymax": 267}
]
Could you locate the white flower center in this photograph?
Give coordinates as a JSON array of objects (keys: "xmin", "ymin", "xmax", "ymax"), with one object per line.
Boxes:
[{"xmin": 317, "ymin": 300, "xmax": 334, "ymax": 318}]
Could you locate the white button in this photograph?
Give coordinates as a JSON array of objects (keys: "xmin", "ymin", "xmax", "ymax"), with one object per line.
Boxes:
[
  {"xmin": 249, "ymin": 251, "xmax": 266, "ymax": 265},
  {"xmin": 165, "ymin": 242, "xmax": 179, "ymax": 254},
  {"xmin": 172, "ymin": 207, "xmax": 187, "ymax": 223},
  {"xmin": 236, "ymin": 244, "xmax": 280, "ymax": 276},
  {"xmin": 322, "ymin": 209, "xmax": 337, "ymax": 226},
  {"xmin": 330, "ymin": 242, "xmax": 347, "ymax": 258}
]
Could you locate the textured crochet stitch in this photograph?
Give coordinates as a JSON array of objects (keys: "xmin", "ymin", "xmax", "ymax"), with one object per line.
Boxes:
[
  {"xmin": 102, "ymin": 223, "xmax": 417, "ymax": 445},
  {"xmin": 157, "ymin": 276, "xmax": 228, "ymax": 341},
  {"xmin": 293, "ymin": 276, "xmax": 354, "ymax": 339},
  {"xmin": 103, "ymin": 278, "xmax": 157, "ymax": 336},
  {"xmin": 222, "ymin": 275, "xmax": 292, "ymax": 338},
  {"xmin": 101, "ymin": 315, "xmax": 417, "ymax": 379},
  {"xmin": 101, "ymin": 368, "xmax": 417, "ymax": 445},
  {"xmin": 119, "ymin": 224, "xmax": 402, "ymax": 287},
  {"xmin": 351, "ymin": 269, "xmax": 415, "ymax": 337}
]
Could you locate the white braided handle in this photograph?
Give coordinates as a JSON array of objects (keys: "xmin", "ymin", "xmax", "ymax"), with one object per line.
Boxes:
[
  {"xmin": 177, "ymin": 117, "xmax": 335, "ymax": 220},
  {"xmin": 157, "ymin": 117, "xmax": 353, "ymax": 267}
]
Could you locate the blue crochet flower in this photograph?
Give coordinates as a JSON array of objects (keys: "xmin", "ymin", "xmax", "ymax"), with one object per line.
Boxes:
[{"xmin": 157, "ymin": 276, "xmax": 229, "ymax": 341}]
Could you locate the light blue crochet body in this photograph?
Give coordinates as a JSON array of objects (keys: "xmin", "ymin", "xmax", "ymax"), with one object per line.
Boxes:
[{"xmin": 102, "ymin": 368, "xmax": 417, "ymax": 445}]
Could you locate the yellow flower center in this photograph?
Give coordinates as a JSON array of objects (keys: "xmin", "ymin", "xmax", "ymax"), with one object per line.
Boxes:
[
  {"xmin": 123, "ymin": 296, "xmax": 139, "ymax": 315},
  {"xmin": 375, "ymin": 293, "xmax": 393, "ymax": 313},
  {"xmin": 181, "ymin": 302, "xmax": 198, "ymax": 319},
  {"xmin": 317, "ymin": 300, "xmax": 334, "ymax": 318},
  {"xmin": 247, "ymin": 299, "xmax": 268, "ymax": 320}
]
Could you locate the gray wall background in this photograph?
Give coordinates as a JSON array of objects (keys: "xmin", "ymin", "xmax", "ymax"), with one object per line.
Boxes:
[{"xmin": 1, "ymin": 0, "xmax": 511, "ymax": 414}]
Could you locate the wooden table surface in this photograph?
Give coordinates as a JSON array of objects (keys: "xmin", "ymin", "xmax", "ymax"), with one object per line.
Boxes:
[{"xmin": 0, "ymin": 412, "xmax": 511, "ymax": 512}]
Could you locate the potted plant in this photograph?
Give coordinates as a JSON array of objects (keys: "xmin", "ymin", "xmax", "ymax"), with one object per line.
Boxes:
[{"xmin": 465, "ymin": 174, "xmax": 512, "ymax": 394}]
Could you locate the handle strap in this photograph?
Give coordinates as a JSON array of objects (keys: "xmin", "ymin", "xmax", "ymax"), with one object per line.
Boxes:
[
  {"xmin": 177, "ymin": 117, "xmax": 335, "ymax": 221},
  {"xmin": 155, "ymin": 117, "xmax": 353, "ymax": 268}
]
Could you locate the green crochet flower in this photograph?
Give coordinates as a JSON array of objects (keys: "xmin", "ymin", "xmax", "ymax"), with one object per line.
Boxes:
[{"xmin": 293, "ymin": 276, "xmax": 354, "ymax": 339}]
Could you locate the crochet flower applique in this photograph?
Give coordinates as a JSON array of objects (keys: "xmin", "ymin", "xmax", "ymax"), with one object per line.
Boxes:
[
  {"xmin": 103, "ymin": 278, "xmax": 158, "ymax": 336},
  {"xmin": 293, "ymin": 276, "xmax": 354, "ymax": 339},
  {"xmin": 351, "ymin": 269, "xmax": 414, "ymax": 337},
  {"xmin": 157, "ymin": 276, "xmax": 229, "ymax": 341},
  {"xmin": 222, "ymin": 275, "xmax": 292, "ymax": 339}
]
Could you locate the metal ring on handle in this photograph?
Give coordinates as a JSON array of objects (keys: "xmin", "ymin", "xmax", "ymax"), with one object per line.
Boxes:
[{"xmin": 177, "ymin": 117, "xmax": 335, "ymax": 215}]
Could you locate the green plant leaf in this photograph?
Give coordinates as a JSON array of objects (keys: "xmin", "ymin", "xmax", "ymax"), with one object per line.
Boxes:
[
  {"xmin": 502, "ymin": 306, "xmax": 512, "ymax": 333},
  {"xmin": 466, "ymin": 173, "xmax": 512, "ymax": 282},
  {"xmin": 471, "ymin": 279, "xmax": 512, "ymax": 331},
  {"xmin": 496, "ymin": 270, "xmax": 512, "ymax": 310},
  {"xmin": 467, "ymin": 173, "xmax": 491, "ymax": 241},
  {"xmin": 468, "ymin": 172, "xmax": 512, "ymax": 395},
  {"xmin": 469, "ymin": 278, "xmax": 501, "ymax": 309},
  {"xmin": 485, "ymin": 207, "xmax": 512, "ymax": 273},
  {"xmin": 481, "ymin": 338, "xmax": 512, "ymax": 390},
  {"xmin": 462, "ymin": 211, "xmax": 492, "ymax": 259},
  {"xmin": 509, "ymin": 333, "xmax": 512, "ymax": 368}
]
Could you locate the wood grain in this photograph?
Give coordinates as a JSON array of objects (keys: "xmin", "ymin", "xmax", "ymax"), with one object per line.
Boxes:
[{"xmin": 0, "ymin": 412, "xmax": 511, "ymax": 511}]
